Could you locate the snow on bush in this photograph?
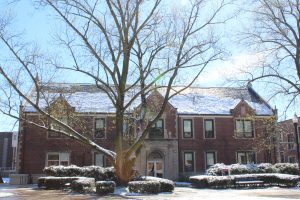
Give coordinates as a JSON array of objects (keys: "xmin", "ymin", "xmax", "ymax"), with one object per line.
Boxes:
[
  {"xmin": 42, "ymin": 177, "xmax": 80, "ymax": 189},
  {"xmin": 71, "ymin": 177, "xmax": 95, "ymax": 193},
  {"xmin": 128, "ymin": 181, "xmax": 161, "ymax": 194},
  {"xmin": 95, "ymin": 181, "xmax": 116, "ymax": 195},
  {"xmin": 190, "ymin": 175, "xmax": 234, "ymax": 188},
  {"xmin": 138, "ymin": 176, "xmax": 175, "ymax": 192},
  {"xmin": 206, "ymin": 163, "xmax": 299, "ymax": 175},
  {"xmin": 190, "ymin": 173, "xmax": 300, "ymax": 188},
  {"xmin": 43, "ymin": 165, "xmax": 116, "ymax": 181}
]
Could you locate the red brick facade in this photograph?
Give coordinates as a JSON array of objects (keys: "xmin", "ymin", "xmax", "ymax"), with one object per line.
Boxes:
[{"xmin": 17, "ymin": 86, "xmax": 277, "ymax": 179}]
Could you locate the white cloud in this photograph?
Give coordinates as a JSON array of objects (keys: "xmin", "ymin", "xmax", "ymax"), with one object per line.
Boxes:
[{"xmin": 197, "ymin": 53, "xmax": 266, "ymax": 86}]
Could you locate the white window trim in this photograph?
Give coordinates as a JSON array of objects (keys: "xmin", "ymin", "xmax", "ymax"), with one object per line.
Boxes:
[
  {"xmin": 236, "ymin": 151, "xmax": 257, "ymax": 164},
  {"xmin": 234, "ymin": 118, "xmax": 256, "ymax": 139},
  {"xmin": 147, "ymin": 117, "xmax": 166, "ymax": 139},
  {"xmin": 94, "ymin": 116, "xmax": 107, "ymax": 139},
  {"xmin": 182, "ymin": 151, "xmax": 196, "ymax": 173},
  {"xmin": 46, "ymin": 152, "xmax": 70, "ymax": 167},
  {"xmin": 204, "ymin": 151, "xmax": 217, "ymax": 169},
  {"xmin": 181, "ymin": 118, "xmax": 195, "ymax": 139},
  {"xmin": 203, "ymin": 118, "xmax": 216, "ymax": 139}
]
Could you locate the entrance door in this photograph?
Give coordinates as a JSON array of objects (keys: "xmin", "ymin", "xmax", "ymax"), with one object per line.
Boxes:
[{"xmin": 147, "ymin": 161, "xmax": 163, "ymax": 178}]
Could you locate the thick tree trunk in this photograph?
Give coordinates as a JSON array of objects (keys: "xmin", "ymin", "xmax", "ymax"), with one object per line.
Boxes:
[
  {"xmin": 0, "ymin": 175, "xmax": 3, "ymax": 184},
  {"xmin": 114, "ymin": 153, "xmax": 135, "ymax": 185}
]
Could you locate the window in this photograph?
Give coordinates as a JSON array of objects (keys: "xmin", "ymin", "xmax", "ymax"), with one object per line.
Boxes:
[
  {"xmin": 183, "ymin": 119, "xmax": 193, "ymax": 138},
  {"xmin": 205, "ymin": 151, "xmax": 216, "ymax": 169},
  {"xmin": 287, "ymin": 134, "xmax": 295, "ymax": 150},
  {"xmin": 184, "ymin": 152, "xmax": 194, "ymax": 172},
  {"xmin": 280, "ymin": 152, "xmax": 285, "ymax": 163},
  {"xmin": 204, "ymin": 119, "xmax": 215, "ymax": 138},
  {"xmin": 94, "ymin": 153, "xmax": 104, "ymax": 167},
  {"xmin": 288, "ymin": 156, "xmax": 296, "ymax": 163},
  {"xmin": 48, "ymin": 117, "xmax": 68, "ymax": 138},
  {"xmin": 235, "ymin": 119, "xmax": 254, "ymax": 138},
  {"xmin": 237, "ymin": 151, "xmax": 256, "ymax": 164},
  {"xmin": 95, "ymin": 118, "xmax": 105, "ymax": 138},
  {"xmin": 149, "ymin": 119, "xmax": 164, "ymax": 139},
  {"xmin": 47, "ymin": 152, "xmax": 69, "ymax": 166}
]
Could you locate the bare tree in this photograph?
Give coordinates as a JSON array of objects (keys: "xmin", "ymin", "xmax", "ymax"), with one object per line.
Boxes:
[
  {"xmin": 240, "ymin": 0, "xmax": 300, "ymax": 116},
  {"xmin": 237, "ymin": 0, "xmax": 300, "ymax": 169},
  {"xmin": 0, "ymin": 0, "xmax": 231, "ymax": 184}
]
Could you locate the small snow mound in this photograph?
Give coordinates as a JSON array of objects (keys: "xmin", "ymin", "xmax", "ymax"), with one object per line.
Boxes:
[{"xmin": 0, "ymin": 192, "xmax": 14, "ymax": 197}]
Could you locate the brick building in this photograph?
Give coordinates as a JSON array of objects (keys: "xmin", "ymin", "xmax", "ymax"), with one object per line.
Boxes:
[
  {"xmin": 17, "ymin": 84, "xmax": 276, "ymax": 180},
  {"xmin": 277, "ymin": 119, "xmax": 300, "ymax": 163}
]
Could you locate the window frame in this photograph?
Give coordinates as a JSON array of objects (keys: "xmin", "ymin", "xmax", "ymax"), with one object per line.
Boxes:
[
  {"xmin": 48, "ymin": 117, "xmax": 68, "ymax": 139},
  {"xmin": 94, "ymin": 118, "xmax": 106, "ymax": 139},
  {"xmin": 149, "ymin": 119, "xmax": 164, "ymax": 139},
  {"xmin": 236, "ymin": 151, "xmax": 256, "ymax": 164},
  {"xmin": 234, "ymin": 119, "xmax": 254, "ymax": 138},
  {"xmin": 204, "ymin": 119, "xmax": 215, "ymax": 139},
  {"xmin": 287, "ymin": 133, "xmax": 295, "ymax": 150},
  {"xmin": 183, "ymin": 151, "xmax": 195, "ymax": 172},
  {"xmin": 288, "ymin": 156, "xmax": 296, "ymax": 163},
  {"xmin": 205, "ymin": 151, "xmax": 217, "ymax": 169},
  {"xmin": 94, "ymin": 152, "xmax": 105, "ymax": 167},
  {"xmin": 46, "ymin": 152, "xmax": 70, "ymax": 166},
  {"xmin": 183, "ymin": 119, "xmax": 193, "ymax": 138}
]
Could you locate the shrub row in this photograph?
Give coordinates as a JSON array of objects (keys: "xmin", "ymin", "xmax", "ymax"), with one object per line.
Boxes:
[
  {"xmin": 96, "ymin": 181, "xmax": 116, "ymax": 195},
  {"xmin": 128, "ymin": 181, "xmax": 161, "ymax": 193},
  {"xmin": 190, "ymin": 173, "xmax": 300, "ymax": 188},
  {"xmin": 38, "ymin": 176, "xmax": 117, "ymax": 195},
  {"xmin": 38, "ymin": 177, "xmax": 82, "ymax": 189},
  {"xmin": 206, "ymin": 163, "xmax": 299, "ymax": 176},
  {"xmin": 43, "ymin": 165, "xmax": 116, "ymax": 181},
  {"xmin": 71, "ymin": 178, "xmax": 95, "ymax": 193},
  {"xmin": 128, "ymin": 176, "xmax": 175, "ymax": 193}
]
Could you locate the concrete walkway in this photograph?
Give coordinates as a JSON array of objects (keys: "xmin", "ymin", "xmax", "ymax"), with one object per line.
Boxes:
[{"xmin": 0, "ymin": 184, "xmax": 300, "ymax": 199}]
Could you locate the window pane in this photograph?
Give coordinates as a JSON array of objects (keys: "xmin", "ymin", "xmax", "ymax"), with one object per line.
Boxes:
[
  {"xmin": 95, "ymin": 153, "xmax": 104, "ymax": 167},
  {"xmin": 60, "ymin": 153, "xmax": 69, "ymax": 161},
  {"xmin": 96, "ymin": 119, "xmax": 104, "ymax": 129},
  {"xmin": 184, "ymin": 120, "xmax": 192, "ymax": 132},
  {"xmin": 205, "ymin": 120, "xmax": 213, "ymax": 131},
  {"xmin": 48, "ymin": 154, "xmax": 59, "ymax": 160},
  {"xmin": 236, "ymin": 120, "xmax": 243, "ymax": 132},
  {"xmin": 244, "ymin": 120, "xmax": 252, "ymax": 132},
  {"xmin": 156, "ymin": 120, "xmax": 163, "ymax": 128},
  {"xmin": 206, "ymin": 152, "xmax": 215, "ymax": 166},
  {"xmin": 48, "ymin": 161, "xmax": 59, "ymax": 166},
  {"xmin": 60, "ymin": 161, "xmax": 69, "ymax": 166},
  {"xmin": 184, "ymin": 152, "xmax": 194, "ymax": 172}
]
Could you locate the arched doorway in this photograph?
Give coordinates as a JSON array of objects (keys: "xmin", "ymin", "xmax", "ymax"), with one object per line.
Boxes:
[{"xmin": 147, "ymin": 151, "xmax": 164, "ymax": 178}]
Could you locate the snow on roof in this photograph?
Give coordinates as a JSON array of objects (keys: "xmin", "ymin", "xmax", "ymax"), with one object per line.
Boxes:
[{"xmin": 23, "ymin": 83, "xmax": 274, "ymax": 116}]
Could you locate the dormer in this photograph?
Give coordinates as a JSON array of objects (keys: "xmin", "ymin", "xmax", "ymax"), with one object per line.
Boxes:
[{"xmin": 230, "ymin": 99, "xmax": 255, "ymax": 118}]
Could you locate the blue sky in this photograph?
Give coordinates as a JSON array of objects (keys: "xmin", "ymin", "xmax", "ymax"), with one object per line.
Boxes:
[{"xmin": 0, "ymin": 0, "xmax": 298, "ymax": 131}]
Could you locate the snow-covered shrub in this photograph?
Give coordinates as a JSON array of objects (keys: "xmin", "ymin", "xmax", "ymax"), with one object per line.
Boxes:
[
  {"xmin": 71, "ymin": 178, "xmax": 95, "ymax": 193},
  {"xmin": 37, "ymin": 177, "xmax": 46, "ymax": 188},
  {"xmin": 257, "ymin": 163, "xmax": 277, "ymax": 173},
  {"xmin": 189, "ymin": 176, "xmax": 209, "ymax": 188},
  {"xmin": 95, "ymin": 181, "xmax": 116, "ymax": 195},
  {"xmin": 206, "ymin": 163, "xmax": 227, "ymax": 176},
  {"xmin": 190, "ymin": 174, "xmax": 300, "ymax": 188},
  {"xmin": 190, "ymin": 175, "xmax": 234, "ymax": 188},
  {"xmin": 273, "ymin": 163, "xmax": 299, "ymax": 175},
  {"xmin": 40, "ymin": 177, "xmax": 82, "ymax": 189},
  {"xmin": 206, "ymin": 163, "xmax": 299, "ymax": 176},
  {"xmin": 43, "ymin": 165, "xmax": 116, "ymax": 181},
  {"xmin": 128, "ymin": 181, "xmax": 161, "ymax": 193},
  {"xmin": 138, "ymin": 176, "xmax": 175, "ymax": 192}
]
